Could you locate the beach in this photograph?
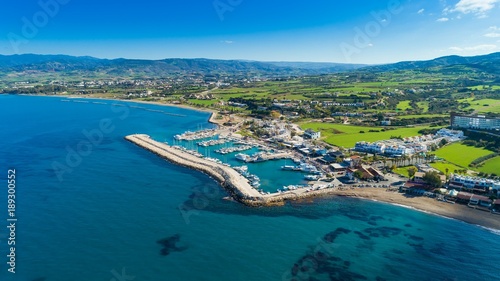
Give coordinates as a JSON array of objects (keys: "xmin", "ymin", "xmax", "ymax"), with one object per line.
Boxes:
[{"xmin": 327, "ymin": 188, "xmax": 500, "ymax": 231}]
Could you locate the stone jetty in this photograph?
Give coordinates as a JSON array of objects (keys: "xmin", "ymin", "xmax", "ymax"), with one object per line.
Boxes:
[{"xmin": 125, "ymin": 134, "xmax": 340, "ymax": 207}]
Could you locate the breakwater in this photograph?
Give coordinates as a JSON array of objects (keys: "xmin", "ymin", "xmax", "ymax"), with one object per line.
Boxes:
[{"xmin": 125, "ymin": 134, "xmax": 339, "ymax": 207}]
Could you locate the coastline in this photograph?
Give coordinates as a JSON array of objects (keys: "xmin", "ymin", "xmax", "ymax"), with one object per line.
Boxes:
[
  {"xmin": 15, "ymin": 93, "xmax": 222, "ymax": 124},
  {"xmin": 13, "ymin": 94, "xmax": 499, "ymax": 232},
  {"xmin": 325, "ymin": 188, "xmax": 500, "ymax": 232}
]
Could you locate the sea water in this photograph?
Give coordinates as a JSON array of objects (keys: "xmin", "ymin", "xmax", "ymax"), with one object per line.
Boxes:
[{"xmin": 0, "ymin": 95, "xmax": 499, "ymax": 281}]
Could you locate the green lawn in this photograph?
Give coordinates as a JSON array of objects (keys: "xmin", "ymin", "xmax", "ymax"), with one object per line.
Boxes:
[
  {"xmin": 461, "ymin": 98, "xmax": 500, "ymax": 113},
  {"xmin": 299, "ymin": 123, "xmax": 437, "ymax": 147},
  {"xmin": 434, "ymin": 143, "xmax": 494, "ymax": 168},
  {"xmin": 396, "ymin": 100, "xmax": 412, "ymax": 111},
  {"xmin": 478, "ymin": 157, "xmax": 500, "ymax": 175},
  {"xmin": 394, "ymin": 166, "xmax": 417, "ymax": 178},
  {"xmin": 430, "ymin": 162, "xmax": 464, "ymax": 175}
]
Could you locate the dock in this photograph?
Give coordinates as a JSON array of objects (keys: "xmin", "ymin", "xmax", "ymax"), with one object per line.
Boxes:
[
  {"xmin": 125, "ymin": 134, "xmax": 263, "ymax": 200},
  {"xmin": 125, "ymin": 134, "xmax": 340, "ymax": 207}
]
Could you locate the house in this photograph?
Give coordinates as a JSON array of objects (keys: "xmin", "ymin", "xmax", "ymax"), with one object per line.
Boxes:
[
  {"xmin": 346, "ymin": 165, "xmax": 384, "ymax": 181},
  {"xmin": 303, "ymin": 129, "xmax": 321, "ymax": 140},
  {"xmin": 455, "ymin": 192, "xmax": 492, "ymax": 207}
]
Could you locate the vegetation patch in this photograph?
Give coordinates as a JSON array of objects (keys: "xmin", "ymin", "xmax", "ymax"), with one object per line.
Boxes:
[{"xmin": 434, "ymin": 143, "xmax": 494, "ymax": 168}]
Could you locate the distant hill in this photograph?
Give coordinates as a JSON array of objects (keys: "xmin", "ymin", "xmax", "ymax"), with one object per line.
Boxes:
[
  {"xmin": 265, "ymin": 61, "xmax": 368, "ymax": 72},
  {"xmin": 361, "ymin": 52, "xmax": 500, "ymax": 74},
  {"xmin": 0, "ymin": 54, "xmax": 364, "ymax": 79},
  {"xmin": 1, "ymin": 53, "xmax": 499, "ymax": 81}
]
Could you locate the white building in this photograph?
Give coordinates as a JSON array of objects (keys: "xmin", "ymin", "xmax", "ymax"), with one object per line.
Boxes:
[
  {"xmin": 303, "ymin": 129, "xmax": 321, "ymax": 140},
  {"xmin": 449, "ymin": 174, "xmax": 500, "ymax": 191},
  {"xmin": 451, "ymin": 113, "xmax": 500, "ymax": 131}
]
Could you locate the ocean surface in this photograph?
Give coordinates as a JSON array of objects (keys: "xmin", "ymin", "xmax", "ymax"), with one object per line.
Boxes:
[{"xmin": 0, "ymin": 94, "xmax": 499, "ymax": 281}]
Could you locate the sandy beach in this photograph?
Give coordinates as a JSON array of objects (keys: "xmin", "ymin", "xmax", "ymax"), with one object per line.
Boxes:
[{"xmin": 326, "ymin": 188, "xmax": 500, "ymax": 232}]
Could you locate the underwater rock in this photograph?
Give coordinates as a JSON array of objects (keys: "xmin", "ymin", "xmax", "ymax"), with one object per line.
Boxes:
[
  {"xmin": 157, "ymin": 234, "xmax": 188, "ymax": 256},
  {"xmin": 323, "ymin": 227, "xmax": 352, "ymax": 243}
]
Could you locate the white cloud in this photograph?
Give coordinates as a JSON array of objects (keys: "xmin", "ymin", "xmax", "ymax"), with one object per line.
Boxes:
[
  {"xmin": 418, "ymin": 8, "xmax": 425, "ymax": 14},
  {"xmin": 221, "ymin": 40, "xmax": 234, "ymax": 44},
  {"xmin": 437, "ymin": 17, "xmax": 450, "ymax": 21},
  {"xmin": 451, "ymin": 0, "xmax": 500, "ymax": 17},
  {"xmin": 449, "ymin": 44, "xmax": 497, "ymax": 52},
  {"xmin": 484, "ymin": 26, "xmax": 500, "ymax": 37}
]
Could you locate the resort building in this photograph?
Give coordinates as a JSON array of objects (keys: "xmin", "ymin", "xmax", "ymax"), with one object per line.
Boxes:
[
  {"xmin": 303, "ymin": 129, "xmax": 321, "ymax": 140},
  {"xmin": 451, "ymin": 113, "xmax": 500, "ymax": 131},
  {"xmin": 448, "ymin": 174, "xmax": 500, "ymax": 193},
  {"xmin": 353, "ymin": 129, "xmax": 464, "ymax": 156}
]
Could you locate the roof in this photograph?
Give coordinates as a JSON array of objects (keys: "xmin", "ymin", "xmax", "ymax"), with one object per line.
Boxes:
[
  {"xmin": 494, "ymin": 200, "xmax": 500, "ymax": 205},
  {"xmin": 350, "ymin": 155, "xmax": 361, "ymax": 160},
  {"xmin": 414, "ymin": 172, "xmax": 425, "ymax": 178},
  {"xmin": 471, "ymin": 194, "xmax": 491, "ymax": 202}
]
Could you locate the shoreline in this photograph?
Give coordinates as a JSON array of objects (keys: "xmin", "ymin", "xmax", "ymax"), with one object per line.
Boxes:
[
  {"xmin": 14, "ymin": 93, "xmax": 222, "ymax": 125},
  {"xmin": 324, "ymin": 188, "xmax": 500, "ymax": 232},
  {"xmin": 12, "ymin": 94, "xmax": 499, "ymax": 232}
]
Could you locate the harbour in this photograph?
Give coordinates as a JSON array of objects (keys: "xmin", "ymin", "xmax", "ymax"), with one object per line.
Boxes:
[{"xmin": 125, "ymin": 134, "xmax": 340, "ymax": 206}]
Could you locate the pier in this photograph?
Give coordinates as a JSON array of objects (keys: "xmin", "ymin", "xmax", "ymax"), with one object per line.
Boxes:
[
  {"xmin": 126, "ymin": 134, "xmax": 262, "ymax": 200},
  {"xmin": 125, "ymin": 134, "xmax": 340, "ymax": 207}
]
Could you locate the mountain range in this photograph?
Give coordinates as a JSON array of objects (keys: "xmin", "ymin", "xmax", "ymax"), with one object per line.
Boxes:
[{"xmin": 0, "ymin": 52, "xmax": 499, "ymax": 79}]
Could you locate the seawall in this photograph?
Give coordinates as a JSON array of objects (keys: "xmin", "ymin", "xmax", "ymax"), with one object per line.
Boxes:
[{"xmin": 125, "ymin": 134, "xmax": 341, "ymax": 207}]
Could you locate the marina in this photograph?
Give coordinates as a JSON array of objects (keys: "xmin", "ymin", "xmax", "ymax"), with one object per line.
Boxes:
[{"xmin": 126, "ymin": 134, "xmax": 340, "ymax": 206}]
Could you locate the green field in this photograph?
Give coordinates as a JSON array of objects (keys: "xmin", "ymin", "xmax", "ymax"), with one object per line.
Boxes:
[
  {"xmin": 434, "ymin": 143, "xmax": 494, "ymax": 168},
  {"xmin": 460, "ymin": 98, "xmax": 500, "ymax": 113},
  {"xmin": 417, "ymin": 101, "xmax": 429, "ymax": 112},
  {"xmin": 478, "ymin": 157, "xmax": 500, "ymax": 175},
  {"xmin": 396, "ymin": 100, "xmax": 412, "ymax": 111},
  {"xmin": 394, "ymin": 166, "xmax": 417, "ymax": 177},
  {"xmin": 300, "ymin": 123, "xmax": 436, "ymax": 147},
  {"xmin": 468, "ymin": 85, "xmax": 500, "ymax": 91},
  {"xmin": 430, "ymin": 162, "xmax": 464, "ymax": 175},
  {"xmin": 396, "ymin": 114, "xmax": 447, "ymax": 119}
]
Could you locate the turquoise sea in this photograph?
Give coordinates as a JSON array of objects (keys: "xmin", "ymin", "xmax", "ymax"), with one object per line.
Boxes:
[{"xmin": 1, "ymin": 95, "xmax": 499, "ymax": 281}]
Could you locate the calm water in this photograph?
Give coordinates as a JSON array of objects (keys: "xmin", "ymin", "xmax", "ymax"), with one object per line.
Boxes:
[{"xmin": 0, "ymin": 95, "xmax": 499, "ymax": 281}]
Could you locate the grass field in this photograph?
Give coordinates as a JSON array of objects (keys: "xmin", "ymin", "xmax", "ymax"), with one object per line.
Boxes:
[
  {"xmin": 396, "ymin": 114, "xmax": 447, "ymax": 119},
  {"xmin": 468, "ymin": 85, "xmax": 500, "ymax": 91},
  {"xmin": 417, "ymin": 101, "xmax": 429, "ymax": 112},
  {"xmin": 478, "ymin": 157, "xmax": 500, "ymax": 175},
  {"xmin": 394, "ymin": 166, "xmax": 417, "ymax": 178},
  {"xmin": 460, "ymin": 98, "xmax": 500, "ymax": 113},
  {"xmin": 430, "ymin": 162, "xmax": 464, "ymax": 175},
  {"xmin": 396, "ymin": 100, "xmax": 412, "ymax": 111},
  {"xmin": 299, "ymin": 123, "xmax": 436, "ymax": 147},
  {"xmin": 434, "ymin": 143, "xmax": 494, "ymax": 168}
]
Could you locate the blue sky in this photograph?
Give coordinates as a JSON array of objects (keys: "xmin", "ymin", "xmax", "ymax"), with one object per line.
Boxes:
[{"xmin": 1, "ymin": 0, "xmax": 500, "ymax": 63}]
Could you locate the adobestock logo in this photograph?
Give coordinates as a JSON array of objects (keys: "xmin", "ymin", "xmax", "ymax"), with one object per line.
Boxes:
[
  {"xmin": 8, "ymin": 0, "xmax": 71, "ymax": 53},
  {"xmin": 339, "ymin": 0, "xmax": 403, "ymax": 62}
]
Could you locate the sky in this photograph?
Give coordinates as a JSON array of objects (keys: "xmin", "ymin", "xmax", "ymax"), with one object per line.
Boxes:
[{"xmin": 1, "ymin": 0, "xmax": 500, "ymax": 64}]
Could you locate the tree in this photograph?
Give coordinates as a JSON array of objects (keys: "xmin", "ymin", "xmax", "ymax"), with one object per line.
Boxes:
[
  {"xmin": 353, "ymin": 170, "xmax": 364, "ymax": 180},
  {"xmin": 422, "ymin": 171, "xmax": 443, "ymax": 188},
  {"xmin": 408, "ymin": 167, "xmax": 417, "ymax": 179}
]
